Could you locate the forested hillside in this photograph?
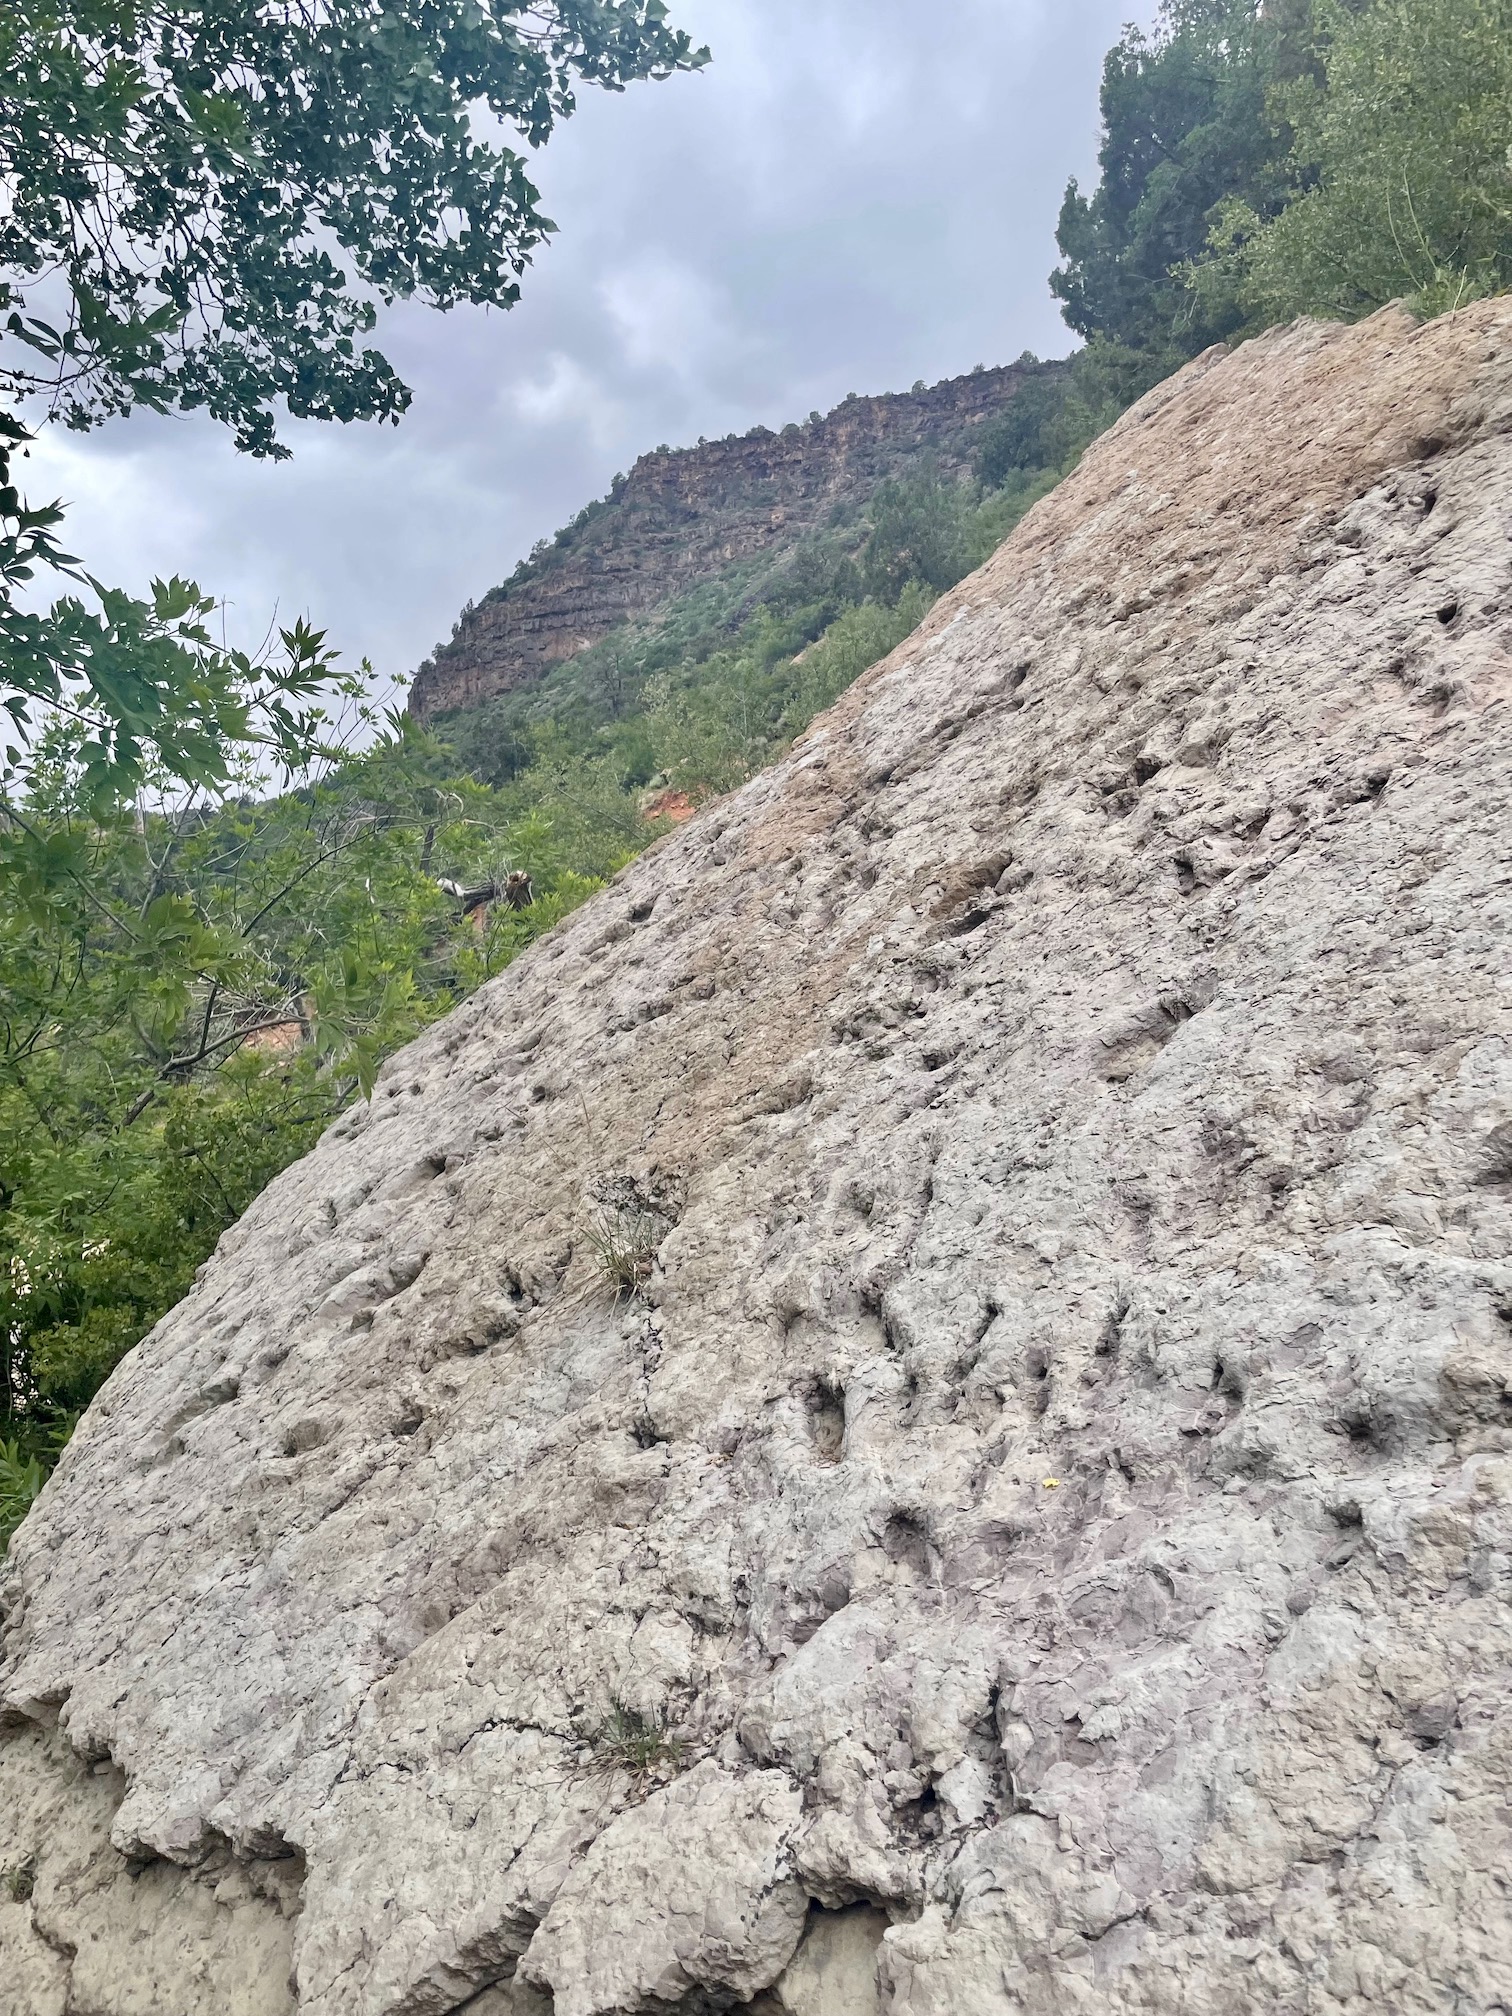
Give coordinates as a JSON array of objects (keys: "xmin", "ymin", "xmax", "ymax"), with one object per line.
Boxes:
[
  {"xmin": 409, "ymin": 360, "xmax": 1066, "ymax": 719},
  {"xmin": 3, "ymin": 0, "xmax": 1507, "ymax": 1545},
  {"xmin": 424, "ymin": 374, "xmax": 1080, "ymax": 799}
]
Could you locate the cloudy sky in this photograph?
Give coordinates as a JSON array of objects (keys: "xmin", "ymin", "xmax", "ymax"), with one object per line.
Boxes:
[{"xmin": 26, "ymin": 0, "xmax": 1155, "ymax": 697}]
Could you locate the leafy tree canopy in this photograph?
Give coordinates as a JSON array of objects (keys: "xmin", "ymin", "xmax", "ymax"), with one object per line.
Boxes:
[
  {"xmin": 1046, "ymin": 0, "xmax": 1372, "ymax": 381},
  {"xmin": 0, "ymin": 0, "xmax": 706, "ymax": 810},
  {"xmin": 1, "ymin": 0, "xmax": 707, "ymax": 457},
  {"xmin": 1199, "ymin": 0, "xmax": 1512, "ymax": 323},
  {"xmin": 1, "ymin": 412, "xmax": 344, "ymax": 804},
  {"xmin": 1050, "ymin": 0, "xmax": 1292, "ymax": 368},
  {"xmin": 1053, "ymin": 0, "xmax": 1509, "ymax": 371}
]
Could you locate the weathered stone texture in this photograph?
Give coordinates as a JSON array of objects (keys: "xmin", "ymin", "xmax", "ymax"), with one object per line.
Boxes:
[
  {"xmin": 0, "ymin": 1721, "xmax": 298, "ymax": 2015},
  {"xmin": 3, "ymin": 304, "xmax": 1511, "ymax": 2015}
]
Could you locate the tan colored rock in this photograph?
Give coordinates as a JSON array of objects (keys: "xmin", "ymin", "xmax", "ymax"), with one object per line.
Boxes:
[
  {"xmin": 768, "ymin": 1906, "xmax": 887, "ymax": 2016},
  {"xmin": 0, "ymin": 1720, "xmax": 297, "ymax": 2015},
  {"xmin": 519, "ymin": 1762, "xmax": 807, "ymax": 2014},
  {"xmin": 3, "ymin": 304, "xmax": 1512, "ymax": 2014}
]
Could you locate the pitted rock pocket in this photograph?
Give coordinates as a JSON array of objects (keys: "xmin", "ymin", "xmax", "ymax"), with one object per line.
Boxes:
[
  {"xmin": 739, "ymin": 1069, "xmax": 816, "ymax": 1123},
  {"xmin": 143, "ymin": 1374, "xmax": 241, "ymax": 1469},
  {"xmin": 1094, "ymin": 977, "xmax": 1215, "ymax": 1082},
  {"xmin": 312, "ymin": 1248, "xmax": 430, "ymax": 1331},
  {"xmin": 915, "ymin": 852, "xmax": 1016, "ymax": 941}
]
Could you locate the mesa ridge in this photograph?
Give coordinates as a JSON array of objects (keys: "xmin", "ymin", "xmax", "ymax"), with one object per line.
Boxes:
[{"xmin": 408, "ymin": 360, "xmax": 1059, "ymax": 722}]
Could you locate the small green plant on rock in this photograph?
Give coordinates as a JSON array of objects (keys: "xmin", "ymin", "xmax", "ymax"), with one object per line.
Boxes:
[
  {"xmin": 592, "ymin": 1703, "xmax": 685, "ymax": 1784},
  {"xmin": 583, "ymin": 1171, "xmax": 684, "ymax": 1303},
  {"xmin": 7, "ymin": 1854, "xmax": 37, "ymax": 1903}
]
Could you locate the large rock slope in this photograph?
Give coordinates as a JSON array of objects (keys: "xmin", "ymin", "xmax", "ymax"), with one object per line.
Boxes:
[{"xmin": 4, "ymin": 306, "xmax": 1512, "ymax": 2016}]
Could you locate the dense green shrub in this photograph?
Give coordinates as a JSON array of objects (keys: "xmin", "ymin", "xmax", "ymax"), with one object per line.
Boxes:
[
  {"xmin": 0, "ymin": 1441, "xmax": 46, "ymax": 1552},
  {"xmin": 977, "ymin": 377, "xmax": 1071, "ymax": 486},
  {"xmin": 0, "ymin": 728, "xmax": 640, "ymax": 1537},
  {"xmin": 1051, "ymin": 0, "xmax": 1303, "ymax": 377},
  {"xmin": 1197, "ymin": 0, "xmax": 1512, "ymax": 322},
  {"xmin": 861, "ymin": 469, "xmax": 978, "ymax": 599}
]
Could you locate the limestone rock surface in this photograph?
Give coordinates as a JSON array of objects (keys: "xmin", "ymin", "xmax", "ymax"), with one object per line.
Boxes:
[{"xmin": 4, "ymin": 305, "xmax": 1512, "ymax": 2016}]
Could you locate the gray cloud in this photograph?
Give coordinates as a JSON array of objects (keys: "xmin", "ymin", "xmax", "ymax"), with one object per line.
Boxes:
[{"xmin": 24, "ymin": 0, "xmax": 1155, "ymax": 696}]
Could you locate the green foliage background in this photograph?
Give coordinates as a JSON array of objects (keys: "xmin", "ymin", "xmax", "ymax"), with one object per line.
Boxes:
[
  {"xmin": 1199, "ymin": 0, "xmax": 1512, "ymax": 323},
  {"xmin": 0, "ymin": 720, "xmax": 641, "ymax": 1499}
]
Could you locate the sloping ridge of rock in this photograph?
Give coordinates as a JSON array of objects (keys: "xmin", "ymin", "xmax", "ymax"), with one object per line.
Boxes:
[
  {"xmin": 406, "ymin": 358, "xmax": 1057, "ymax": 723},
  {"xmin": 4, "ymin": 305, "xmax": 1512, "ymax": 2016}
]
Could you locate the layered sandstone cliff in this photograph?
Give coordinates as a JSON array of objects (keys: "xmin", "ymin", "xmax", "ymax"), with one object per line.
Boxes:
[
  {"xmin": 4, "ymin": 304, "xmax": 1511, "ymax": 2016},
  {"xmin": 408, "ymin": 361, "xmax": 1055, "ymax": 721}
]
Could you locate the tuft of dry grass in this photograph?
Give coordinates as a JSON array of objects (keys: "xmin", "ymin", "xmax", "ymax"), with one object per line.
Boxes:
[
  {"xmin": 591, "ymin": 1703, "xmax": 685, "ymax": 1783},
  {"xmin": 582, "ymin": 1170, "xmax": 685, "ymax": 1304},
  {"xmin": 584, "ymin": 1203, "xmax": 666, "ymax": 1301}
]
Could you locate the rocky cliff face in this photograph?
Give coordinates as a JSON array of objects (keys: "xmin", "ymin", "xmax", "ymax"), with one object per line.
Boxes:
[
  {"xmin": 4, "ymin": 304, "xmax": 1512, "ymax": 2016},
  {"xmin": 408, "ymin": 362, "xmax": 1053, "ymax": 721}
]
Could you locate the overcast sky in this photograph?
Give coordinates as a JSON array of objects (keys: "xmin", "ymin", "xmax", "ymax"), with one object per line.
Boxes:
[{"xmin": 25, "ymin": 0, "xmax": 1155, "ymax": 696}]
